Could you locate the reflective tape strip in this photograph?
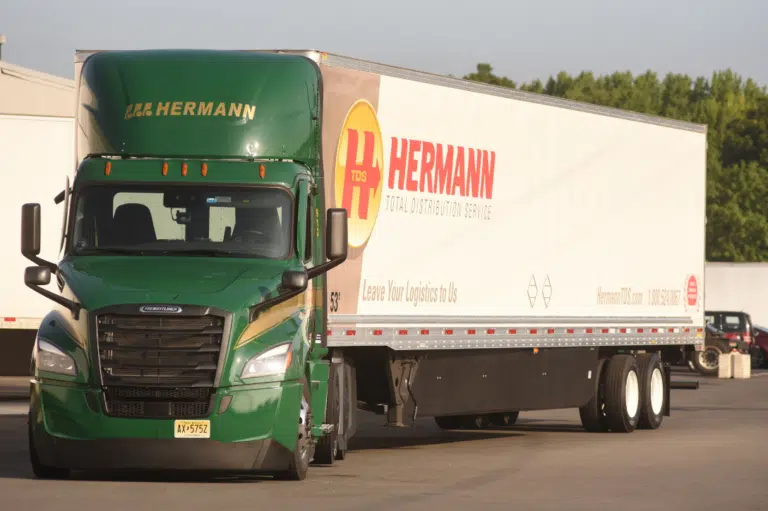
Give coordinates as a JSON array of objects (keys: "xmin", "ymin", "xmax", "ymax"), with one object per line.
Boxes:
[{"xmin": 325, "ymin": 325, "xmax": 704, "ymax": 351}]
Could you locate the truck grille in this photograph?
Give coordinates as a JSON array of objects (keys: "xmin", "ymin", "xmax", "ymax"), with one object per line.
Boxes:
[{"xmin": 95, "ymin": 313, "xmax": 225, "ymax": 418}]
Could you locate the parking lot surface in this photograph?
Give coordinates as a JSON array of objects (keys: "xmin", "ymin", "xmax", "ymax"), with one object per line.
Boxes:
[{"xmin": 1, "ymin": 370, "xmax": 766, "ymax": 511}]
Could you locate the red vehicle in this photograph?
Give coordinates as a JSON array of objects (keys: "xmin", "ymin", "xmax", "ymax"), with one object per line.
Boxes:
[{"xmin": 750, "ymin": 326, "xmax": 768, "ymax": 368}]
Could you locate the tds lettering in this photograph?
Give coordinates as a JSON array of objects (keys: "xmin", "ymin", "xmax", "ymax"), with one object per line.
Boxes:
[{"xmin": 341, "ymin": 129, "xmax": 382, "ymax": 220}]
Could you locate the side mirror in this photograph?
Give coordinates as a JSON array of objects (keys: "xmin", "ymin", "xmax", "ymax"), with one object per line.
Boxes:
[
  {"xmin": 281, "ymin": 270, "xmax": 308, "ymax": 292},
  {"xmin": 325, "ymin": 208, "xmax": 348, "ymax": 261},
  {"xmin": 21, "ymin": 203, "xmax": 42, "ymax": 257},
  {"xmin": 25, "ymin": 266, "xmax": 51, "ymax": 286},
  {"xmin": 306, "ymin": 208, "xmax": 349, "ymax": 280}
]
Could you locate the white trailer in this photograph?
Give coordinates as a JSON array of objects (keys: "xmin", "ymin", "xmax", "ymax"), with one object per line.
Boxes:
[
  {"xmin": 301, "ymin": 51, "xmax": 708, "ymax": 436},
  {"xmin": 705, "ymin": 262, "xmax": 768, "ymax": 326},
  {"xmin": 0, "ymin": 60, "xmax": 74, "ymax": 373}
]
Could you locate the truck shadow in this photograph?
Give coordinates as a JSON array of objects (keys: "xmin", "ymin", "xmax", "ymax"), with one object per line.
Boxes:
[
  {"xmin": 0, "ymin": 415, "xmax": 588, "ymax": 483},
  {"xmin": 347, "ymin": 417, "xmax": 587, "ymax": 453}
]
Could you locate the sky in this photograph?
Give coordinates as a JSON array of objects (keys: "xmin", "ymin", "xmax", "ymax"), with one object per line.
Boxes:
[{"xmin": 1, "ymin": 0, "xmax": 767, "ymax": 87}]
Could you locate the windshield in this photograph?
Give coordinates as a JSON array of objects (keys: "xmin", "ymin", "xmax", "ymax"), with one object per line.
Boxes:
[{"xmin": 69, "ymin": 184, "xmax": 294, "ymax": 259}]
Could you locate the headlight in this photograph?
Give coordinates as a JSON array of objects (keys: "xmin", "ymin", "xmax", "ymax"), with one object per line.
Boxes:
[
  {"xmin": 241, "ymin": 343, "xmax": 293, "ymax": 379},
  {"xmin": 35, "ymin": 338, "xmax": 77, "ymax": 376}
]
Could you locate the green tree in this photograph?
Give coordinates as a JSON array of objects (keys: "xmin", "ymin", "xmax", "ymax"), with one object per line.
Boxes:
[{"xmin": 462, "ymin": 64, "xmax": 768, "ymax": 262}]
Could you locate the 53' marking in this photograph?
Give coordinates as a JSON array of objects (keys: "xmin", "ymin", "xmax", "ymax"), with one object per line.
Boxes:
[{"xmin": 330, "ymin": 291, "xmax": 341, "ymax": 312}]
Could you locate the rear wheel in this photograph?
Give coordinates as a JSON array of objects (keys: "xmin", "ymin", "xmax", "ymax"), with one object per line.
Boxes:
[
  {"xmin": 602, "ymin": 355, "xmax": 641, "ymax": 433},
  {"xmin": 579, "ymin": 358, "xmax": 609, "ymax": 432},
  {"xmin": 434, "ymin": 416, "xmax": 463, "ymax": 429},
  {"xmin": 488, "ymin": 411, "xmax": 519, "ymax": 427},
  {"xmin": 313, "ymin": 365, "xmax": 339, "ymax": 466},
  {"xmin": 691, "ymin": 345, "xmax": 724, "ymax": 375},
  {"xmin": 636, "ymin": 353, "xmax": 665, "ymax": 430},
  {"xmin": 751, "ymin": 347, "xmax": 766, "ymax": 369}
]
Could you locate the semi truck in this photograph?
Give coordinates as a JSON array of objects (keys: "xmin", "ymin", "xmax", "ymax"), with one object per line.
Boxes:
[{"xmin": 22, "ymin": 49, "xmax": 707, "ymax": 481}]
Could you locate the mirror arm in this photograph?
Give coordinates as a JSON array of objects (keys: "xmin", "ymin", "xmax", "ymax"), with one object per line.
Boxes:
[
  {"xmin": 24, "ymin": 282, "xmax": 81, "ymax": 320},
  {"xmin": 306, "ymin": 254, "xmax": 347, "ymax": 280},
  {"xmin": 248, "ymin": 284, "xmax": 308, "ymax": 323},
  {"xmin": 22, "ymin": 252, "xmax": 58, "ymax": 273}
]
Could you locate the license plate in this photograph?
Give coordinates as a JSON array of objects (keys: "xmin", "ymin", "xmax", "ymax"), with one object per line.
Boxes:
[
  {"xmin": 174, "ymin": 420, "xmax": 210, "ymax": 438},
  {"xmin": 729, "ymin": 342, "xmax": 738, "ymax": 348}
]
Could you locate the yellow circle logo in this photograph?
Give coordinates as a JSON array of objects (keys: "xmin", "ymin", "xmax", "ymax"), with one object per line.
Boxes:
[{"xmin": 334, "ymin": 100, "xmax": 384, "ymax": 249}]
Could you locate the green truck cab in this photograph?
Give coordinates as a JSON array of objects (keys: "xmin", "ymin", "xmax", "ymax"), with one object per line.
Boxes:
[{"xmin": 21, "ymin": 49, "xmax": 347, "ymax": 480}]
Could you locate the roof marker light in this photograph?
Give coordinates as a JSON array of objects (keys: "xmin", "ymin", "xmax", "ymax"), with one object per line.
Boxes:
[
  {"xmin": 104, "ymin": 161, "xmax": 111, "ymax": 176},
  {"xmin": 181, "ymin": 162, "xmax": 188, "ymax": 176},
  {"xmin": 201, "ymin": 163, "xmax": 208, "ymax": 176},
  {"xmin": 259, "ymin": 164, "xmax": 266, "ymax": 179},
  {"xmin": 162, "ymin": 162, "xmax": 168, "ymax": 176}
]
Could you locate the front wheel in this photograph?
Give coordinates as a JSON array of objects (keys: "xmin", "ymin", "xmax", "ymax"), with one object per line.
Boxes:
[
  {"xmin": 274, "ymin": 384, "xmax": 314, "ymax": 481},
  {"xmin": 28, "ymin": 413, "xmax": 70, "ymax": 480}
]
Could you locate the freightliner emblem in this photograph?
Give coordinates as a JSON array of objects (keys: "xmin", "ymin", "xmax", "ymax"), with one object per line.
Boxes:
[{"xmin": 139, "ymin": 305, "xmax": 183, "ymax": 314}]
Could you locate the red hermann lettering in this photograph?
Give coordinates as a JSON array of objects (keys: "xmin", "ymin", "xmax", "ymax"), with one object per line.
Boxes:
[
  {"xmin": 386, "ymin": 138, "xmax": 496, "ymax": 200},
  {"xmin": 481, "ymin": 150, "xmax": 495, "ymax": 199},
  {"xmin": 406, "ymin": 139, "xmax": 421, "ymax": 192},
  {"xmin": 389, "ymin": 137, "xmax": 408, "ymax": 190},
  {"xmin": 452, "ymin": 146, "xmax": 466, "ymax": 196},
  {"xmin": 435, "ymin": 145, "xmax": 454, "ymax": 194},
  {"xmin": 467, "ymin": 148, "xmax": 482, "ymax": 198},
  {"xmin": 342, "ymin": 128, "xmax": 382, "ymax": 220},
  {"xmin": 420, "ymin": 142, "xmax": 435, "ymax": 193}
]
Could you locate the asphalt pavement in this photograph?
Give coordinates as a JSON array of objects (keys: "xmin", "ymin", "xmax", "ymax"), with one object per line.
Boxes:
[{"xmin": 0, "ymin": 369, "xmax": 766, "ymax": 511}]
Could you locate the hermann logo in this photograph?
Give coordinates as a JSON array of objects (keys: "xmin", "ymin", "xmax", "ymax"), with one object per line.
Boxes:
[{"xmin": 334, "ymin": 100, "xmax": 384, "ymax": 249}]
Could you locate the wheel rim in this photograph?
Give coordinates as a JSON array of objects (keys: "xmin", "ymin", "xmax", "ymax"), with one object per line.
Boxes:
[
  {"xmin": 625, "ymin": 369, "xmax": 639, "ymax": 418},
  {"xmin": 650, "ymin": 367, "xmax": 664, "ymax": 415},
  {"xmin": 698, "ymin": 348, "xmax": 719, "ymax": 369},
  {"xmin": 298, "ymin": 395, "xmax": 310, "ymax": 465}
]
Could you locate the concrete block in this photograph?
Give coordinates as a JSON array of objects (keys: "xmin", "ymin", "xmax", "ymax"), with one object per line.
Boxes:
[
  {"xmin": 732, "ymin": 353, "xmax": 751, "ymax": 379},
  {"xmin": 718, "ymin": 352, "xmax": 733, "ymax": 379}
]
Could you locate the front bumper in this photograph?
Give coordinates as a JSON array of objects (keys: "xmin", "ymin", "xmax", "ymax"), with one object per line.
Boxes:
[{"xmin": 30, "ymin": 379, "xmax": 302, "ymax": 472}]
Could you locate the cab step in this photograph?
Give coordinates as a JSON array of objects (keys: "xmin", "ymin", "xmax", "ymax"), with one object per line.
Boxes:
[{"xmin": 312, "ymin": 423, "xmax": 335, "ymax": 437}]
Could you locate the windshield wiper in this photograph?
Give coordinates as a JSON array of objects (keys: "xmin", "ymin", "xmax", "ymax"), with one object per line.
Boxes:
[
  {"xmin": 155, "ymin": 249, "xmax": 244, "ymax": 257},
  {"xmin": 74, "ymin": 247, "xmax": 150, "ymax": 256}
]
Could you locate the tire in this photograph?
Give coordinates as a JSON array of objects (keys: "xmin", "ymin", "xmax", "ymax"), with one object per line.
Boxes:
[
  {"xmin": 691, "ymin": 345, "xmax": 723, "ymax": 376},
  {"xmin": 636, "ymin": 353, "xmax": 665, "ymax": 430},
  {"xmin": 313, "ymin": 364, "xmax": 339, "ymax": 466},
  {"xmin": 602, "ymin": 355, "xmax": 641, "ymax": 433},
  {"xmin": 463, "ymin": 415, "xmax": 490, "ymax": 429},
  {"xmin": 28, "ymin": 413, "xmax": 70, "ymax": 480},
  {"xmin": 274, "ymin": 383, "xmax": 313, "ymax": 481},
  {"xmin": 434, "ymin": 416, "xmax": 463, "ymax": 429},
  {"xmin": 579, "ymin": 358, "xmax": 609, "ymax": 432},
  {"xmin": 751, "ymin": 347, "xmax": 766, "ymax": 370},
  {"xmin": 488, "ymin": 411, "xmax": 519, "ymax": 427}
]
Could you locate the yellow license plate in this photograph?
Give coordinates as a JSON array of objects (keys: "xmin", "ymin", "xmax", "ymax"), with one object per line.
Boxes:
[{"xmin": 174, "ymin": 420, "xmax": 210, "ymax": 438}]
